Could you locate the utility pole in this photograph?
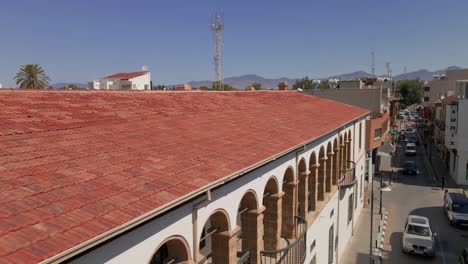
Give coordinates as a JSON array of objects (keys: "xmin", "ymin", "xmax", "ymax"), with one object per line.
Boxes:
[{"xmin": 210, "ymin": 10, "xmax": 224, "ymax": 91}]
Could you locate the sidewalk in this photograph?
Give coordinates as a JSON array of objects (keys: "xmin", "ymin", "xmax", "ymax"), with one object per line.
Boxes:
[{"xmin": 339, "ymin": 184, "xmax": 383, "ymax": 264}]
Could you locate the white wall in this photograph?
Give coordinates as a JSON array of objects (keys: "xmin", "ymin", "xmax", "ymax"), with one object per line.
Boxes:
[
  {"xmin": 70, "ymin": 117, "xmax": 368, "ymax": 264},
  {"xmin": 129, "ymin": 72, "xmax": 151, "ymax": 90}
]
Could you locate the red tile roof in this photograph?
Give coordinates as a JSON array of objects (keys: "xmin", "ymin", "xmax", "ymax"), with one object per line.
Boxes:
[
  {"xmin": 102, "ymin": 71, "xmax": 148, "ymax": 80},
  {"xmin": 0, "ymin": 90, "xmax": 368, "ymax": 263}
]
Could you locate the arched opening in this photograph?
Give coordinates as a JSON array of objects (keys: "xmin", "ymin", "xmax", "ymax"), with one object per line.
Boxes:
[
  {"xmin": 317, "ymin": 147, "xmax": 326, "ymax": 201},
  {"xmin": 308, "ymin": 152, "xmax": 318, "ymax": 212},
  {"xmin": 341, "ymin": 133, "xmax": 347, "ymax": 171},
  {"xmin": 199, "ymin": 210, "xmax": 234, "ymax": 264},
  {"xmin": 237, "ymin": 190, "xmax": 262, "ymax": 263},
  {"xmin": 333, "ymin": 138, "xmax": 339, "ymax": 185},
  {"xmin": 297, "ymin": 158, "xmax": 308, "ymax": 218},
  {"xmin": 281, "ymin": 167, "xmax": 296, "ymax": 239},
  {"xmin": 263, "ymin": 177, "xmax": 282, "ymax": 250},
  {"xmin": 150, "ymin": 236, "xmax": 191, "ymax": 264},
  {"xmin": 325, "ymin": 142, "xmax": 333, "ymax": 193}
]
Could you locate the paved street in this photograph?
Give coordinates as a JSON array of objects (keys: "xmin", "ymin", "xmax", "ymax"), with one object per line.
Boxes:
[{"xmin": 381, "ymin": 121, "xmax": 468, "ymax": 263}]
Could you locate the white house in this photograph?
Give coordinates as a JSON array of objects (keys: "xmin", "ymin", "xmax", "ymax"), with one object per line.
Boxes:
[
  {"xmin": 90, "ymin": 70, "xmax": 151, "ymax": 90},
  {"xmin": 0, "ymin": 89, "xmax": 371, "ymax": 264}
]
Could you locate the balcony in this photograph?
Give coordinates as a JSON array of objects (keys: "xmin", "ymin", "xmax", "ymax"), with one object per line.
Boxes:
[
  {"xmin": 260, "ymin": 216, "xmax": 307, "ymax": 264},
  {"xmin": 338, "ymin": 161, "xmax": 355, "ymax": 188}
]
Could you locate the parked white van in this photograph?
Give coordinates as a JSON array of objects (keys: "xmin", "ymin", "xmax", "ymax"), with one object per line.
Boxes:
[{"xmin": 444, "ymin": 191, "xmax": 468, "ymax": 227}]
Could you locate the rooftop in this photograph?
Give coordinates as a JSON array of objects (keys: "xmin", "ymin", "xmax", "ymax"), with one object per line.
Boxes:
[
  {"xmin": 102, "ymin": 71, "xmax": 148, "ymax": 80},
  {"xmin": 0, "ymin": 90, "xmax": 368, "ymax": 263}
]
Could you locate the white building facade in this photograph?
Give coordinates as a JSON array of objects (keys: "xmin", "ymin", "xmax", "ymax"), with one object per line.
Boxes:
[
  {"xmin": 71, "ymin": 117, "xmax": 370, "ymax": 264},
  {"xmin": 90, "ymin": 71, "xmax": 151, "ymax": 90},
  {"xmin": 446, "ymin": 98, "xmax": 468, "ymax": 185}
]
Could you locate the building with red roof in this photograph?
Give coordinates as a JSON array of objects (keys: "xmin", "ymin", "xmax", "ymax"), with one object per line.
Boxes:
[
  {"xmin": 0, "ymin": 89, "xmax": 370, "ymax": 264},
  {"xmin": 89, "ymin": 69, "xmax": 151, "ymax": 90}
]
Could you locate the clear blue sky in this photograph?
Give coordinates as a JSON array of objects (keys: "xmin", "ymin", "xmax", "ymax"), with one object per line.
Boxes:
[{"xmin": 1, "ymin": 0, "xmax": 468, "ymax": 87}]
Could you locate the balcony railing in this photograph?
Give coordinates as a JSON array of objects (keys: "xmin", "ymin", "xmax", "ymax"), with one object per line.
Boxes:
[
  {"xmin": 338, "ymin": 161, "xmax": 356, "ymax": 188},
  {"xmin": 237, "ymin": 251, "xmax": 251, "ymax": 264},
  {"xmin": 260, "ymin": 216, "xmax": 307, "ymax": 264}
]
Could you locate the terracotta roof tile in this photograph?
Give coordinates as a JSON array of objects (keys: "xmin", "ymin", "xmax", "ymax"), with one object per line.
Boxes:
[
  {"xmin": 102, "ymin": 71, "xmax": 148, "ymax": 80},
  {"xmin": 0, "ymin": 90, "xmax": 368, "ymax": 263}
]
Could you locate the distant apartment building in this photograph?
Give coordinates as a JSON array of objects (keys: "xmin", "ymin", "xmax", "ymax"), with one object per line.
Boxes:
[
  {"xmin": 424, "ymin": 69, "xmax": 468, "ymax": 104},
  {"xmin": 0, "ymin": 90, "xmax": 371, "ymax": 264},
  {"xmin": 445, "ymin": 88, "xmax": 468, "ymax": 185},
  {"xmin": 306, "ymin": 82, "xmax": 398, "ymax": 164},
  {"xmin": 89, "ymin": 70, "xmax": 151, "ymax": 90}
]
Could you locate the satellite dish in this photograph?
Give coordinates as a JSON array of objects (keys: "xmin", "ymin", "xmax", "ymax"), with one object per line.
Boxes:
[{"xmin": 142, "ymin": 65, "xmax": 149, "ymax": 71}]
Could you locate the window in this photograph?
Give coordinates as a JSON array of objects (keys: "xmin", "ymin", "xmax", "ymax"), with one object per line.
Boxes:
[
  {"xmin": 310, "ymin": 240, "xmax": 316, "ymax": 252},
  {"xmin": 424, "ymin": 86, "xmax": 430, "ymax": 92},
  {"xmin": 424, "ymin": 96, "xmax": 430, "ymax": 102},
  {"xmin": 310, "ymin": 255, "xmax": 316, "ymax": 264},
  {"xmin": 199, "ymin": 227, "xmax": 206, "ymax": 249},
  {"xmin": 328, "ymin": 225, "xmax": 334, "ymax": 264},
  {"xmin": 374, "ymin": 128, "xmax": 381, "ymax": 139},
  {"xmin": 359, "ymin": 123, "xmax": 362, "ymax": 149},
  {"xmin": 348, "ymin": 194, "xmax": 354, "ymax": 224}
]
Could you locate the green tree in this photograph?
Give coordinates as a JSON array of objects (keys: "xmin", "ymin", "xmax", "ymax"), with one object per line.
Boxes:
[
  {"xmin": 396, "ymin": 79, "xmax": 424, "ymax": 107},
  {"xmin": 293, "ymin": 76, "xmax": 313, "ymax": 90},
  {"xmin": 14, "ymin": 64, "xmax": 50, "ymax": 88},
  {"xmin": 251, "ymin": 82, "xmax": 262, "ymax": 90},
  {"xmin": 212, "ymin": 81, "xmax": 236, "ymax": 91},
  {"xmin": 199, "ymin": 86, "xmax": 211, "ymax": 90},
  {"xmin": 319, "ymin": 80, "xmax": 330, "ymax": 89},
  {"xmin": 66, "ymin": 84, "xmax": 79, "ymax": 89}
]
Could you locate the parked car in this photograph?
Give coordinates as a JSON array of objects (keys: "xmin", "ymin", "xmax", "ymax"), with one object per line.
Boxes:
[
  {"xmin": 408, "ymin": 135, "xmax": 419, "ymax": 145},
  {"xmin": 444, "ymin": 192, "xmax": 468, "ymax": 227},
  {"xmin": 405, "ymin": 143, "xmax": 417, "ymax": 156},
  {"xmin": 402, "ymin": 215, "xmax": 436, "ymax": 256},
  {"xmin": 398, "ymin": 133, "xmax": 406, "ymax": 141},
  {"xmin": 402, "ymin": 161, "xmax": 419, "ymax": 175}
]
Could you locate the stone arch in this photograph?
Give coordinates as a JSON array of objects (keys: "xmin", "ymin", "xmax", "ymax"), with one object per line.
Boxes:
[
  {"xmin": 325, "ymin": 141, "xmax": 333, "ymax": 193},
  {"xmin": 308, "ymin": 151, "xmax": 318, "ymax": 212},
  {"xmin": 199, "ymin": 209, "xmax": 234, "ymax": 264},
  {"xmin": 317, "ymin": 146, "xmax": 326, "ymax": 201},
  {"xmin": 297, "ymin": 158, "xmax": 308, "ymax": 218},
  {"xmin": 333, "ymin": 137, "xmax": 339, "ymax": 185},
  {"xmin": 281, "ymin": 166, "xmax": 296, "ymax": 239},
  {"xmin": 341, "ymin": 132, "xmax": 347, "ymax": 171},
  {"xmin": 237, "ymin": 190, "xmax": 262, "ymax": 263},
  {"xmin": 263, "ymin": 176, "xmax": 282, "ymax": 250},
  {"xmin": 149, "ymin": 235, "xmax": 191, "ymax": 264}
]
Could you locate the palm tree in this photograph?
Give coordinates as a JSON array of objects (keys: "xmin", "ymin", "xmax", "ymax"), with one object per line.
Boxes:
[{"xmin": 14, "ymin": 64, "xmax": 50, "ymax": 88}]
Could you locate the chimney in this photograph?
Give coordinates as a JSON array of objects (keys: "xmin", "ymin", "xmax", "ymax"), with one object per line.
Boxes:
[{"xmin": 277, "ymin": 82, "xmax": 289, "ymax": 90}]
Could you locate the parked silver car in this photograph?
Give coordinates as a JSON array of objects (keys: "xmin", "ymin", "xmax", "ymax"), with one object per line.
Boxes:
[{"xmin": 402, "ymin": 215, "xmax": 436, "ymax": 256}]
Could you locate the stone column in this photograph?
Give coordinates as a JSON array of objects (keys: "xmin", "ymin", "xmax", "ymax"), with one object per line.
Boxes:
[
  {"xmin": 340, "ymin": 143, "xmax": 346, "ymax": 171},
  {"xmin": 212, "ymin": 226, "xmax": 240, "ymax": 264},
  {"xmin": 242, "ymin": 206, "xmax": 265, "ymax": 264},
  {"xmin": 326, "ymin": 152, "xmax": 334, "ymax": 192},
  {"xmin": 308, "ymin": 163, "xmax": 319, "ymax": 211},
  {"xmin": 318, "ymin": 157, "xmax": 327, "ymax": 201},
  {"xmin": 264, "ymin": 192, "xmax": 284, "ymax": 250},
  {"xmin": 297, "ymin": 170, "xmax": 310, "ymax": 218},
  {"xmin": 334, "ymin": 147, "xmax": 340, "ymax": 185},
  {"xmin": 281, "ymin": 181, "xmax": 297, "ymax": 239}
]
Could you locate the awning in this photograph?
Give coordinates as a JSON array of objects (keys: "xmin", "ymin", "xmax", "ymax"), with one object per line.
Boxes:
[{"xmin": 377, "ymin": 142, "xmax": 396, "ymax": 157}]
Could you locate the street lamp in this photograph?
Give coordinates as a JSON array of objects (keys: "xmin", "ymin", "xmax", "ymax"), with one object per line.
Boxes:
[{"xmin": 369, "ymin": 172, "xmax": 392, "ymax": 264}]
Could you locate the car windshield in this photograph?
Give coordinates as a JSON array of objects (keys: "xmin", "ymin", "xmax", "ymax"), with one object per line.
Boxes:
[
  {"xmin": 452, "ymin": 203, "xmax": 468, "ymax": 214},
  {"xmin": 407, "ymin": 224, "xmax": 431, "ymax": 237},
  {"xmin": 407, "ymin": 146, "xmax": 416, "ymax": 151},
  {"xmin": 405, "ymin": 162, "xmax": 416, "ymax": 168}
]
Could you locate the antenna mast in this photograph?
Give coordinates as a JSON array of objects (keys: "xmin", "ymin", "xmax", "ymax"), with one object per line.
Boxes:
[
  {"xmin": 371, "ymin": 51, "xmax": 375, "ymax": 77},
  {"xmin": 210, "ymin": 11, "xmax": 224, "ymax": 90},
  {"xmin": 385, "ymin": 62, "xmax": 391, "ymax": 79}
]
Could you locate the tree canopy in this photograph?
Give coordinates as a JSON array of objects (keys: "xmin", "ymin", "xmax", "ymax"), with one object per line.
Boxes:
[
  {"xmin": 396, "ymin": 79, "xmax": 424, "ymax": 107},
  {"xmin": 318, "ymin": 80, "xmax": 330, "ymax": 89},
  {"xmin": 14, "ymin": 64, "xmax": 50, "ymax": 88},
  {"xmin": 292, "ymin": 76, "xmax": 313, "ymax": 90},
  {"xmin": 212, "ymin": 81, "xmax": 236, "ymax": 91},
  {"xmin": 251, "ymin": 82, "xmax": 262, "ymax": 90}
]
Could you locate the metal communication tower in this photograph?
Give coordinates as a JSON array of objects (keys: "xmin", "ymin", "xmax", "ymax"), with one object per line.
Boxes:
[
  {"xmin": 371, "ymin": 51, "xmax": 375, "ymax": 77},
  {"xmin": 210, "ymin": 11, "xmax": 224, "ymax": 90},
  {"xmin": 385, "ymin": 62, "xmax": 391, "ymax": 79}
]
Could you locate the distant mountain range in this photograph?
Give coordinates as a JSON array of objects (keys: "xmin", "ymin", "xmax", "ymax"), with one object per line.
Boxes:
[{"xmin": 183, "ymin": 66, "xmax": 464, "ymax": 89}]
